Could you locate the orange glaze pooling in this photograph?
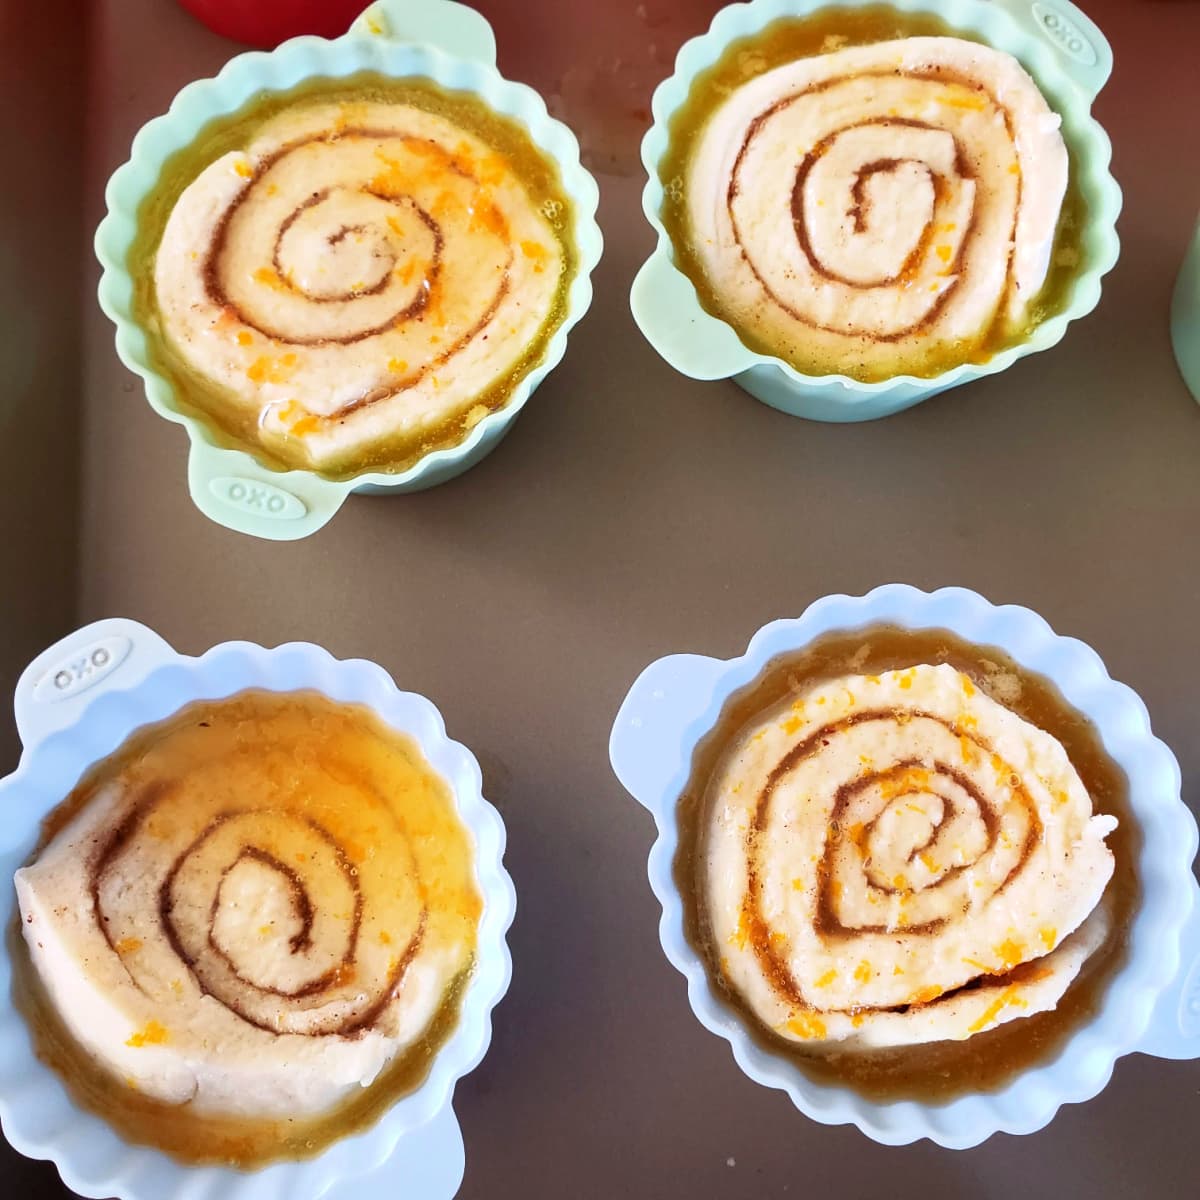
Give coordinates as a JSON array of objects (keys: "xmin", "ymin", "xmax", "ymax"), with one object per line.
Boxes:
[{"xmin": 12, "ymin": 690, "xmax": 481, "ymax": 1167}]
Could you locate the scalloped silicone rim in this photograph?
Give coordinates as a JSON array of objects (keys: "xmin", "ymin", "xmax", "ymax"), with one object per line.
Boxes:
[
  {"xmin": 94, "ymin": 31, "xmax": 603, "ymax": 493},
  {"xmin": 0, "ymin": 639, "xmax": 516, "ymax": 1200},
  {"xmin": 636, "ymin": 0, "xmax": 1124, "ymax": 402},
  {"xmin": 623, "ymin": 584, "xmax": 1192, "ymax": 1148}
]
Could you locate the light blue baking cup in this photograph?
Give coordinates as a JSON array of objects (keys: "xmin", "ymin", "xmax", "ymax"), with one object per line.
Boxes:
[
  {"xmin": 631, "ymin": 0, "xmax": 1123, "ymax": 422},
  {"xmin": 610, "ymin": 585, "xmax": 1200, "ymax": 1148},
  {"xmin": 0, "ymin": 619, "xmax": 516, "ymax": 1200},
  {"xmin": 95, "ymin": 0, "xmax": 603, "ymax": 540}
]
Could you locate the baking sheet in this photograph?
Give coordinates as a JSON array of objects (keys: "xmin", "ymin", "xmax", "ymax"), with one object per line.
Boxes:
[{"xmin": 4, "ymin": 0, "xmax": 1199, "ymax": 1195}]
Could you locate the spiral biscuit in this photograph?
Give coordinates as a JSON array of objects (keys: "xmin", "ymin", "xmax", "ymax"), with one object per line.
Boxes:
[
  {"xmin": 685, "ymin": 37, "xmax": 1069, "ymax": 379},
  {"xmin": 154, "ymin": 100, "xmax": 567, "ymax": 472},
  {"xmin": 703, "ymin": 664, "xmax": 1116, "ymax": 1049},
  {"xmin": 16, "ymin": 693, "xmax": 480, "ymax": 1118}
]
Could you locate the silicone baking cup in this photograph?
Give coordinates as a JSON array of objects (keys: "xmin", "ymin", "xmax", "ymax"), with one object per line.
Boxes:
[
  {"xmin": 0, "ymin": 618, "xmax": 515, "ymax": 1200},
  {"xmin": 1172, "ymin": 215, "xmax": 1200, "ymax": 404},
  {"xmin": 631, "ymin": 0, "xmax": 1123, "ymax": 421},
  {"xmin": 609, "ymin": 585, "xmax": 1199, "ymax": 1148},
  {"xmin": 95, "ymin": 0, "xmax": 602, "ymax": 540}
]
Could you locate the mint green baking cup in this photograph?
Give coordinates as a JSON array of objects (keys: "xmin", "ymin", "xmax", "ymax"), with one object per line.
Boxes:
[
  {"xmin": 95, "ymin": 0, "xmax": 602, "ymax": 541},
  {"xmin": 631, "ymin": 0, "xmax": 1122, "ymax": 422},
  {"xmin": 1171, "ymin": 216, "xmax": 1200, "ymax": 404}
]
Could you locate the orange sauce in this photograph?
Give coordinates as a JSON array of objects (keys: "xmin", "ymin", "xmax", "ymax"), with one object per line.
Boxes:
[{"xmin": 11, "ymin": 690, "xmax": 480, "ymax": 1166}]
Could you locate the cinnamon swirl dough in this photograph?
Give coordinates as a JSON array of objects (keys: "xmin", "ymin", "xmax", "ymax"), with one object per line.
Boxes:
[
  {"xmin": 15, "ymin": 692, "xmax": 480, "ymax": 1119},
  {"xmin": 705, "ymin": 664, "xmax": 1116, "ymax": 1049},
  {"xmin": 153, "ymin": 95, "xmax": 568, "ymax": 473},
  {"xmin": 684, "ymin": 37, "xmax": 1069, "ymax": 379}
]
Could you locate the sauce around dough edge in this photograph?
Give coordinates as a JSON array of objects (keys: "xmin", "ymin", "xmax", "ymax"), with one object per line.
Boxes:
[
  {"xmin": 657, "ymin": 4, "xmax": 1089, "ymax": 382},
  {"xmin": 10, "ymin": 689, "xmax": 481, "ymax": 1167},
  {"xmin": 129, "ymin": 73, "xmax": 577, "ymax": 482},
  {"xmin": 675, "ymin": 625, "xmax": 1137, "ymax": 1102}
]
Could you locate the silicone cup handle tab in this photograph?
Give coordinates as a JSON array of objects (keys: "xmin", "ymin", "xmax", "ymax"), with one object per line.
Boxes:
[
  {"xmin": 13, "ymin": 619, "xmax": 178, "ymax": 750},
  {"xmin": 353, "ymin": 0, "xmax": 498, "ymax": 66},
  {"xmin": 187, "ymin": 441, "xmax": 353, "ymax": 542},
  {"xmin": 609, "ymin": 653, "xmax": 727, "ymax": 817},
  {"xmin": 989, "ymin": 0, "xmax": 1113, "ymax": 102},
  {"xmin": 1137, "ymin": 876, "xmax": 1200, "ymax": 1060},
  {"xmin": 630, "ymin": 251, "xmax": 754, "ymax": 382},
  {"xmin": 319, "ymin": 1103, "xmax": 466, "ymax": 1200}
]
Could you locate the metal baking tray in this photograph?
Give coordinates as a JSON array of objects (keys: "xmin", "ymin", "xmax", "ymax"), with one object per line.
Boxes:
[{"xmin": 1, "ymin": 0, "xmax": 1197, "ymax": 1195}]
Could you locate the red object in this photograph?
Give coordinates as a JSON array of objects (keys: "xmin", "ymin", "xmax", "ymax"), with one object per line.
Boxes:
[{"xmin": 175, "ymin": 0, "xmax": 371, "ymax": 48}]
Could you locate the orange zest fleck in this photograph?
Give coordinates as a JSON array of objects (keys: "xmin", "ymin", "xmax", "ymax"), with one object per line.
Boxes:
[
  {"xmin": 961, "ymin": 675, "xmax": 976, "ymax": 697},
  {"xmin": 815, "ymin": 969, "xmax": 837, "ymax": 988},
  {"xmin": 519, "ymin": 239, "xmax": 549, "ymax": 273},
  {"xmin": 379, "ymin": 930, "xmax": 393, "ymax": 946},
  {"xmin": 994, "ymin": 938, "xmax": 1025, "ymax": 969},
  {"xmin": 235, "ymin": 330, "xmax": 253, "ymax": 347},
  {"xmin": 879, "ymin": 767, "xmax": 930, "ymax": 801},
  {"xmin": 782, "ymin": 715, "xmax": 802, "ymax": 735},
  {"xmin": 246, "ymin": 353, "xmax": 299, "ymax": 386},
  {"xmin": 785, "ymin": 1012, "xmax": 827, "ymax": 1040},
  {"xmin": 233, "ymin": 159, "xmax": 253, "ymax": 179},
  {"xmin": 114, "ymin": 937, "xmax": 142, "ymax": 956},
  {"xmin": 967, "ymin": 985, "xmax": 1026, "ymax": 1034},
  {"xmin": 853, "ymin": 960, "xmax": 873, "ymax": 984},
  {"xmin": 1039, "ymin": 926, "xmax": 1057, "ymax": 951},
  {"xmin": 126, "ymin": 1020, "xmax": 169, "ymax": 1048},
  {"xmin": 912, "ymin": 985, "xmax": 943, "ymax": 1005}
]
